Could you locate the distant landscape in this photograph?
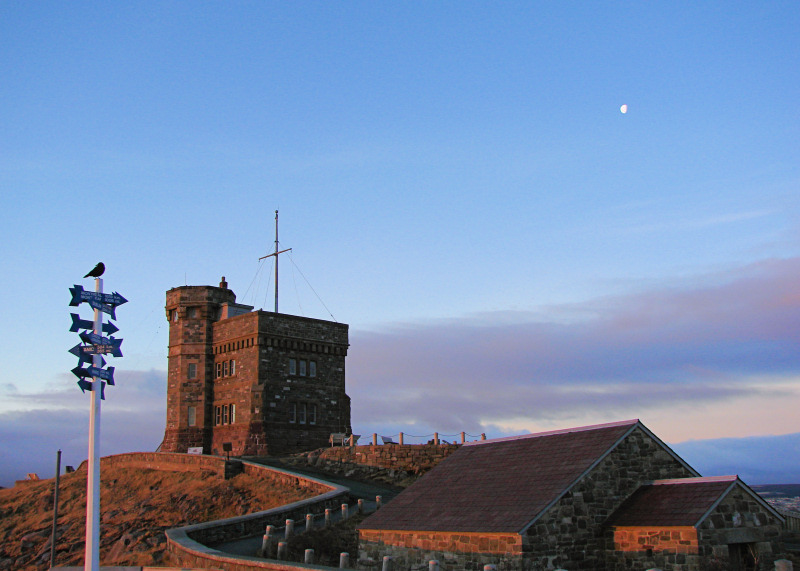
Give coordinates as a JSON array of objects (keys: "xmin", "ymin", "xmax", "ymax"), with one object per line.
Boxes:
[{"xmin": 753, "ymin": 484, "xmax": 800, "ymax": 514}]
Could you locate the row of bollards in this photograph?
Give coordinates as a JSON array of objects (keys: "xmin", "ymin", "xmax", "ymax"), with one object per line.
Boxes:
[{"xmin": 260, "ymin": 495, "xmax": 383, "ymax": 566}]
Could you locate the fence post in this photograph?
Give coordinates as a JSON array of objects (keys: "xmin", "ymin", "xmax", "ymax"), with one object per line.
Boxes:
[
  {"xmin": 325, "ymin": 508, "xmax": 333, "ymax": 527},
  {"xmin": 306, "ymin": 513, "xmax": 314, "ymax": 531},
  {"xmin": 399, "ymin": 432, "xmax": 404, "ymax": 445},
  {"xmin": 342, "ymin": 503, "xmax": 350, "ymax": 520},
  {"xmin": 376, "ymin": 495, "xmax": 382, "ymax": 510},
  {"xmin": 483, "ymin": 566, "xmax": 497, "ymax": 571},
  {"xmin": 340, "ymin": 552, "xmax": 350, "ymax": 568},
  {"xmin": 277, "ymin": 541, "xmax": 287, "ymax": 560},
  {"xmin": 285, "ymin": 519, "xmax": 294, "ymax": 539},
  {"xmin": 305, "ymin": 549, "xmax": 315, "ymax": 564},
  {"xmin": 429, "ymin": 560, "xmax": 440, "ymax": 571},
  {"xmin": 358, "ymin": 498, "xmax": 364, "ymax": 514},
  {"xmin": 261, "ymin": 524, "xmax": 275, "ymax": 557},
  {"xmin": 434, "ymin": 432, "xmax": 439, "ymax": 445},
  {"xmin": 382, "ymin": 555, "xmax": 393, "ymax": 571}
]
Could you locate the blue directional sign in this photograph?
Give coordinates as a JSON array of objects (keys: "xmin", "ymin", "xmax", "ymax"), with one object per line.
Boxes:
[
  {"xmin": 77, "ymin": 379, "xmax": 106, "ymax": 400},
  {"xmin": 69, "ymin": 343, "xmax": 107, "ymax": 367},
  {"xmin": 68, "ymin": 280, "xmax": 124, "ymax": 400},
  {"xmin": 78, "ymin": 331, "xmax": 123, "ymax": 357},
  {"xmin": 72, "ymin": 365, "xmax": 115, "ymax": 385},
  {"xmin": 69, "ymin": 313, "xmax": 119, "ymax": 335},
  {"xmin": 69, "ymin": 285, "xmax": 128, "ymax": 308}
]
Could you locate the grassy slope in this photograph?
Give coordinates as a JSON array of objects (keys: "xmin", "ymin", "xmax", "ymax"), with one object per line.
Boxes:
[{"xmin": 0, "ymin": 463, "xmax": 314, "ymax": 571}]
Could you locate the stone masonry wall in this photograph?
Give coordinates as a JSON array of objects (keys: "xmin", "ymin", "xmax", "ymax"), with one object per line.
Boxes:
[
  {"xmin": 523, "ymin": 427, "xmax": 696, "ymax": 571},
  {"xmin": 608, "ymin": 526, "xmax": 700, "ymax": 571},
  {"xmin": 316, "ymin": 443, "xmax": 461, "ymax": 474},
  {"xmin": 359, "ymin": 529, "xmax": 523, "ymax": 570},
  {"xmin": 696, "ymin": 486, "xmax": 785, "ymax": 570}
]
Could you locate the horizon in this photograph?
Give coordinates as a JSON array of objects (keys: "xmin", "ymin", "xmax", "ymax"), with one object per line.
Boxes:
[{"xmin": 1, "ymin": 3, "xmax": 798, "ymax": 487}]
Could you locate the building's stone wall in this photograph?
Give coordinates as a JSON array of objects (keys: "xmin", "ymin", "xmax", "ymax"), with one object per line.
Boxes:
[
  {"xmin": 523, "ymin": 427, "xmax": 696, "ymax": 571},
  {"xmin": 359, "ymin": 529, "xmax": 523, "ymax": 570},
  {"xmin": 316, "ymin": 443, "xmax": 461, "ymax": 474},
  {"xmin": 696, "ymin": 486, "xmax": 785, "ymax": 570},
  {"xmin": 162, "ymin": 285, "xmax": 236, "ymax": 454},
  {"xmin": 607, "ymin": 526, "xmax": 700, "ymax": 571},
  {"xmin": 162, "ymin": 282, "xmax": 350, "ymax": 457}
]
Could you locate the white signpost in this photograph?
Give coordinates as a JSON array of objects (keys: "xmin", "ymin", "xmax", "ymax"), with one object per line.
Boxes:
[{"xmin": 69, "ymin": 268, "xmax": 126, "ymax": 571}]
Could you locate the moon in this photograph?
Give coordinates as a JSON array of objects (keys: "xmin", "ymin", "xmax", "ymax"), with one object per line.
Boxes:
[{"xmin": 620, "ymin": 104, "xmax": 628, "ymax": 114}]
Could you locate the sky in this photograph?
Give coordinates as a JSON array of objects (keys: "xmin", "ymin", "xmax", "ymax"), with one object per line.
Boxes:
[{"xmin": 1, "ymin": 2, "xmax": 799, "ymax": 487}]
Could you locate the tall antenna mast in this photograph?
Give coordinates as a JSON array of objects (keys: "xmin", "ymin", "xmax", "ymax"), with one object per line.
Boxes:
[{"xmin": 258, "ymin": 210, "xmax": 292, "ymax": 312}]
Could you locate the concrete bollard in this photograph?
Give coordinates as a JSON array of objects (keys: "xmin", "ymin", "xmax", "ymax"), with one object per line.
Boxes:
[
  {"xmin": 382, "ymin": 555, "xmax": 393, "ymax": 571},
  {"xmin": 276, "ymin": 541, "xmax": 287, "ymax": 560},
  {"xmin": 399, "ymin": 432, "xmax": 404, "ymax": 445},
  {"xmin": 306, "ymin": 513, "xmax": 314, "ymax": 531},
  {"xmin": 305, "ymin": 549, "xmax": 315, "ymax": 564},
  {"xmin": 775, "ymin": 562, "xmax": 793, "ymax": 571},
  {"xmin": 376, "ymin": 495, "xmax": 382, "ymax": 510},
  {"xmin": 434, "ymin": 432, "xmax": 439, "ymax": 444},
  {"xmin": 461, "ymin": 431, "xmax": 466, "ymax": 444},
  {"xmin": 429, "ymin": 560, "xmax": 440, "ymax": 571},
  {"xmin": 341, "ymin": 503, "xmax": 350, "ymax": 520},
  {"xmin": 325, "ymin": 508, "xmax": 333, "ymax": 527},
  {"xmin": 339, "ymin": 552, "xmax": 350, "ymax": 568},
  {"xmin": 261, "ymin": 524, "xmax": 276, "ymax": 557},
  {"xmin": 483, "ymin": 566, "xmax": 497, "ymax": 571},
  {"xmin": 357, "ymin": 498, "xmax": 364, "ymax": 514},
  {"xmin": 285, "ymin": 519, "xmax": 294, "ymax": 539}
]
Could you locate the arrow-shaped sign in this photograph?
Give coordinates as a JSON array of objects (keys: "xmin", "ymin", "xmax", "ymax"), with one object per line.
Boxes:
[
  {"xmin": 69, "ymin": 344, "xmax": 107, "ymax": 367},
  {"xmin": 71, "ymin": 365, "xmax": 115, "ymax": 385},
  {"xmin": 78, "ymin": 331, "xmax": 123, "ymax": 357},
  {"xmin": 69, "ymin": 285, "xmax": 128, "ymax": 308},
  {"xmin": 77, "ymin": 379, "xmax": 106, "ymax": 400},
  {"xmin": 69, "ymin": 313, "xmax": 119, "ymax": 335}
]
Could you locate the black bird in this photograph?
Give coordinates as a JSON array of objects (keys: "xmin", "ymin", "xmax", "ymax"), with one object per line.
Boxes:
[{"xmin": 84, "ymin": 262, "xmax": 105, "ymax": 278}]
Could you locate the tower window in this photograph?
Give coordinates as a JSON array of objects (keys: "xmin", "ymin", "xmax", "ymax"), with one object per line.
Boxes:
[
  {"xmin": 188, "ymin": 406, "xmax": 196, "ymax": 427},
  {"xmin": 309, "ymin": 405, "xmax": 317, "ymax": 425},
  {"xmin": 215, "ymin": 406, "xmax": 221, "ymax": 426},
  {"xmin": 223, "ymin": 361, "xmax": 229, "ymax": 376},
  {"xmin": 230, "ymin": 359, "xmax": 236, "ymax": 375},
  {"xmin": 289, "ymin": 359, "xmax": 297, "ymax": 375},
  {"xmin": 299, "ymin": 360, "xmax": 307, "ymax": 377},
  {"xmin": 187, "ymin": 363, "xmax": 197, "ymax": 380},
  {"xmin": 299, "ymin": 403, "xmax": 307, "ymax": 424},
  {"xmin": 187, "ymin": 307, "xmax": 198, "ymax": 319},
  {"xmin": 309, "ymin": 361, "xmax": 316, "ymax": 377},
  {"xmin": 230, "ymin": 404, "xmax": 236, "ymax": 424},
  {"xmin": 222, "ymin": 404, "xmax": 229, "ymax": 424},
  {"xmin": 216, "ymin": 363, "xmax": 222, "ymax": 378},
  {"xmin": 289, "ymin": 403, "xmax": 297, "ymax": 423}
]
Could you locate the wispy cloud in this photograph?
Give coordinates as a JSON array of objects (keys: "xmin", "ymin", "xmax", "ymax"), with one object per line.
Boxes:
[{"xmin": 348, "ymin": 257, "xmax": 800, "ymax": 441}]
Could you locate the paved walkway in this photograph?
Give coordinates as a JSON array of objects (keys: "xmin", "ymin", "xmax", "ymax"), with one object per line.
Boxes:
[{"xmin": 211, "ymin": 458, "xmax": 403, "ymax": 557}]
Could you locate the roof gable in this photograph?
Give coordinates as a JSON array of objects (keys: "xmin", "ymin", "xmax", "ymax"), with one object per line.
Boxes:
[
  {"xmin": 607, "ymin": 476, "xmax": 785, "ymax": 528},
  {"xmin": 359, "ymin": 420, "xmax": 644, "ymax": 533}
]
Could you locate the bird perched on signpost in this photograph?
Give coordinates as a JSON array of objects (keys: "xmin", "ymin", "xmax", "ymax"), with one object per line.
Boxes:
[{"xmin": 84, "ymin": 262, "xmax": 105, "ymax": 278}]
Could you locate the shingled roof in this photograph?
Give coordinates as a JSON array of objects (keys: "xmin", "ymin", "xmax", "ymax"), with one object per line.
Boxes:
[
  {"xmin": 359, "ymin": 419, "xmax": 691, "ymax": 534},
  {"xmin": 607, "ymin": 476, "xmax": 785, "ymax": 527}
]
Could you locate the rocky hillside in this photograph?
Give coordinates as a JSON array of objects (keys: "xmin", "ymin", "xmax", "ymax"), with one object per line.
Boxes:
[{"xmin": 0, "ymin": 461, "xmax": 315, "ymax": 570}]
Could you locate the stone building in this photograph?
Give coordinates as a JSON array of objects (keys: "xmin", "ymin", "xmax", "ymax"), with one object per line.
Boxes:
[
  {"xmin": 160, "ymin": 278, "xmax": 351, "ymax": 457},
  {"xmin": 358, "ymin": 419, "xmax": 785, "ymax": 571}
]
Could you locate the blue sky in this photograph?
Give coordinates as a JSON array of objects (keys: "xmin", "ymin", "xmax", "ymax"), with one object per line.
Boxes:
[{"xmin": 1, "ymin": 2, "xmax": 799, "ymax": 486}]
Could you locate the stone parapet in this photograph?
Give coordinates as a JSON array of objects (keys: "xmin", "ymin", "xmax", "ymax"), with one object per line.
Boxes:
[{"xmin": 316, "ymin": 443, "xmax": 460, "ymax": 475}]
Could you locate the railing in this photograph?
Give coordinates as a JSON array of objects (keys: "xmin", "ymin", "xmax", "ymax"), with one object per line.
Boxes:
[{"xmin": 354, "ymin": 431, "xmax": 487, "ymax": 446}]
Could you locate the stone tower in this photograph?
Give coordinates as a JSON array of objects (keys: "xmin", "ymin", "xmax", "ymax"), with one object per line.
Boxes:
[{"xmin": 161, "ymin": 277, "xmax": 350, "ymax": 456}]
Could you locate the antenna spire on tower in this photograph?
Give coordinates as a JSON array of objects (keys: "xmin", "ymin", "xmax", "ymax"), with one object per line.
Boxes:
[{"xmin": 258, "ymin": 210, "xmax": 292, "ymax": 313}]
